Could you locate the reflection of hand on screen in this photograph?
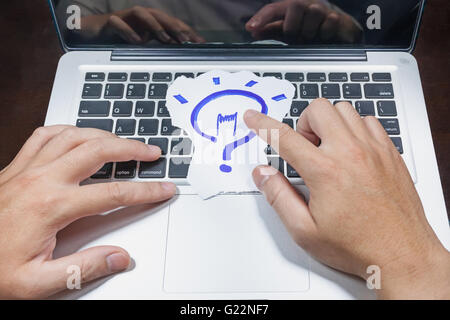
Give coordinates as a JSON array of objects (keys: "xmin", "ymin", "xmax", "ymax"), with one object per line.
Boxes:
[
  {"xmin": 246, "ymin": 0, "xmax": 362, "ymax": 44},
  {"xmin": 83, "ymin": 6, "xmax": 205, "ymax": 44}
]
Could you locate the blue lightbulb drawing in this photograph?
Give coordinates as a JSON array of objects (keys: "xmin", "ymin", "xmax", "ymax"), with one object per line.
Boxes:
[{"xmin": 173, "ymin": 76, "xmax": 288, "ymax": 173}]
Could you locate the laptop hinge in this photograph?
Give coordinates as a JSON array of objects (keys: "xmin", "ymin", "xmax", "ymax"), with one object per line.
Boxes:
[{"xmin": 111, "ymin": 49, "xmax": 367, "ymax": 62}]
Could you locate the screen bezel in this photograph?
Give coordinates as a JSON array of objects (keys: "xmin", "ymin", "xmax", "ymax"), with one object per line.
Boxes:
[{"xmin": 47, "ymin": 0, "xmax": 426, "ymax": 55}]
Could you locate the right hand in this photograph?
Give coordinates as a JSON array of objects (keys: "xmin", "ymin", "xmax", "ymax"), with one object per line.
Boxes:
[
  {"xmin": 244, "ymin": 99, "xmax": 450, "ymax": 299},
  {"xmin": 246, "ymin": 0, "xmax": 362, "ymax": 44},
  {"xmin": 84, "ymin": 6, "xmax": 205, "ymax": 44}
]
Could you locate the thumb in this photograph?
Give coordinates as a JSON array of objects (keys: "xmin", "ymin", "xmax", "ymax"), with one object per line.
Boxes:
[
  {"xmin": 38, "ymin": 246, "xmax": 130, "ymax": 297},
  {"xmin": 253, "ymin": 165, "xmax": 317, "ymax": 246}
]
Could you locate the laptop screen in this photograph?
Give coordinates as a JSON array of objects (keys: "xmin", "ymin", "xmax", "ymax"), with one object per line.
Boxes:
[{"xmin": 50, "ymin": 0, "xmax": 424, "ymax": 51}]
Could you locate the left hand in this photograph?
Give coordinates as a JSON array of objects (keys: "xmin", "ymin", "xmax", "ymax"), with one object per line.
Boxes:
[{"xmin": 0, "ymin": 126, "xmax": 176, "ymax": 299}]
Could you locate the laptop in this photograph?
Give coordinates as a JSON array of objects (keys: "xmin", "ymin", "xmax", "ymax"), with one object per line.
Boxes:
[{"xmin": 46, "ymin": 0, "xmax": 450, "ymax": 299}]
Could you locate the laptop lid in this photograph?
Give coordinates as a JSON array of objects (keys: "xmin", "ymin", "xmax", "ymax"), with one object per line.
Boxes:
[{"xmin": 48, "ymin": 0, "xmax": 425, "ymax": 56}]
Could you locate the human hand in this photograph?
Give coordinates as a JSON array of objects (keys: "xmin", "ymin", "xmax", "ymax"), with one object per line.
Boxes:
[
  {"xmin": 83, "ymin": 6, "xmax": 205, "ymax": 44},
  {"xmin": 246, "ymin": 0, "xmax": 362, "ymax": 44},
  {"xmin": 244, "ymin": 99, "xmax": 450, "ymax": 299},
  {"xmin": 0, "ymin": 126, "xmax": 176, "ymax": 299}
]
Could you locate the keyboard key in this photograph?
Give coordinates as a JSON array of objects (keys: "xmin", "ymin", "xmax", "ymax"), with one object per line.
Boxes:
[
  {"xmin": 350, "ymin": 73, "xmax": 370, "ymax": 82},
  {"xmin": 161, "ymin": 119, "xmax": 182, "ymax": 135},
  {"xmin": 112, "ymin": 101, "xmax": 132, "ymax": 117},
  {"xmin": 130, "ymin": 72, "xmax": 150, "ymax": 82},
  {"xmin": 287, "ymin": 163, "xmax": 300, "ymax": 178},
  {"xmin": 78, "ymin": 101, "xmax": 110, "ymax": 117},
  {"xmin": 291, "ymin": 101, "xmax": 309, "ymax": 117},
  {"xmin": 175, "ymin": 72, "xmax": 195, "ymax": 79},
  {"xmin": 139, "ymin": 158, "xmax": 167, "ymax": 178},
  {"xmin": 372, "ymin": 73, "xmax": 392, "ymax": 82},
  {"xmin": 333, "ymin": 100, "xmax": 352, "ymax": 106},
  {"xmin": 321, "ymin": 84, "xmax": 341, "ymax": 99},
  {"xmin": 152, "ymin": 73, "xmax": 172, "ymax": 82},
  {"xmin": 171, "ymin": 138, "xmax": 192, "ymax": 155},
  {"xmin": 283, "ymin": 118, "xmax": 294, "ymax": 129},
  {"xmin": 82, "ymin": 84, "xmax": 102, "ymax": 99},
  {"xmin": 343, "ymin": 83, "xmax": 362, "ymax": 99},
  {"xmin": 307, "ymin": 73, "xmax": 326, "ymax": 82},
  {"xmin": 268, "ymin": 157, "xmax": 284, "ymax": 174},
  {"xmin": 364, "ymin": 84, "xmax": 394, "ymax": 99},
  {"xmin": 135, "ymin": 101, "xmax": 155, "ymax": 117},
  {"xmin": 293, "ymin": 84, "xmax": 298, "ymax": 99},
  {"xmin": 115, "ymin": 119, "xmax": 136, "ymax": 136},
  {"xmin": 379, "ymin": 118, "xmax": 400, "ymax": 135},
  {"xmin": 138, "ymin": 119, "xmax": 159, "ymax": 136},
  {"xmin": 108, "ymin": 73, "xmax": 127, "ymax": 82},
  {"xmin": 128, "ymin": 138, "xmax": 145, "ymax": 143},
  {"xmin": 285, "ymin": 73, "xmax": 304, "ymax": 82},
  {"xmin": 115, "ymin": 161, "xmax": 137, "ymax": 179},
  {"xmin": 104, "ymin": 84, "xmax": 124, "ymax": 99},
  {"xmin": 76, "ymin": 119, "xmax": 113, "ymax": 132},
  {"xmin": 85, "ymin": 72, "xmax": 105, "ymax": 82},
  {"xmin": 377, "ymin": 101, "xmax": 397, "ymax": 116},
  {"xmin": 263, "ymin": 73, "xmax": 282, "ymax": 79},
  {"xmin": 265, "ymin": 145, "xmax": 278, "ymax": 155},
  {"xmin": 91, "ymin": 163, "xmax": 113, "ymax": 179},
  {"xmin": 390, "ymin": 137, "xmax": 403, "ymax": 154},
  {"xmin": 126, "ymin": 84, "xmax": 146, "ymax": 99},
  {"xmin": 148, "ymin": 138, "xmax": 169, "ymax": 155},
  {"xmin": 300, "ymin": 84, "xmax": 319, "ymax": 99},
  {"xmin": 329, "ymin": 73, "xmax": 348, "ymax": 82},
  {"xmin": 355, "ymin": 101, "xmax": 375, "ymax": 116},
  {"xmin": 169, "ymin": 157, "xmax": 191, "ymax": 178},
  {"xmin": 148, "ymin": 84, "xmax": 168, "ymax": 99},
  {"xmin": 157, "ymin": 101, "xmax": 170, "ymax": 117}
]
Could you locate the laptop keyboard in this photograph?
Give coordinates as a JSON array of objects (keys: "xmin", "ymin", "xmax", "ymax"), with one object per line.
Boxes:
[{"xmin": 77, "ymin": 71, "xmax": 403, "ymax": 182}]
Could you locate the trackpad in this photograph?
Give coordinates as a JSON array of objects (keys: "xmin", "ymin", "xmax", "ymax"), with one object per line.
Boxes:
[{"xmin": 164, "ymin": 195, "xmax": 310, "ymax": 293}]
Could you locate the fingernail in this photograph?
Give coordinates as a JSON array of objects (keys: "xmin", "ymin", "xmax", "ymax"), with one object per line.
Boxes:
[
  {"xmin": 130, "ymin": 32, "xmax": 142, "ymax": 43},
  {"xmin": 160, "ymin": 31, "xmax": 171, "ymax": 42},
  {"xmin": 106, "ymin": 252, "xmax": 130, "ymax": 272},
  {"xmin": 161, "ymin": 182, "xmax": 176, "ymax": 193},
  {"xmin": 249, "ymin": 20, "xmax": 258, "ymax": 28},
  {"xmin": 254, "ymin": 166, "xmax": 278, "ymax": 190},
  {"xmin": 178, "ymin": 32, "xmax": 190, "ymax": 43},
  {"xmin": 148, "ymin": 144, "xmax": 161, "ymax": 154},
  {"xmin": 244, "ymin": 109, "xmax": 259, "ymax": 120}
]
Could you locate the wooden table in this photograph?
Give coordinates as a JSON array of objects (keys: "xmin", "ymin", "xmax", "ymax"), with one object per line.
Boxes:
[{"xmin": 1, "ymin": 1, "xmax": 449, "ymax": 217}]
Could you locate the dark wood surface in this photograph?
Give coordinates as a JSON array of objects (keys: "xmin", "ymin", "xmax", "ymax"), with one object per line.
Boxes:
[{"xmin": 0, "ymin": 1, "xmax": 449, "ymax": 217}]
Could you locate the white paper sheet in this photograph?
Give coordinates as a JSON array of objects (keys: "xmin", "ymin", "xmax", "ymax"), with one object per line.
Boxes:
[{"xmin": 166, "ymin": 70, "xmax": 294, "ymax": 199}]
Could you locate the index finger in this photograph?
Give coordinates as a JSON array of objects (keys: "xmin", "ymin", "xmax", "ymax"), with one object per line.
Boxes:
[
  {"xmin": 244, "ymin": 109, "xmax": 323, "ymax": 176},
  {"xmin": 132, "ymin": 8, "xmax": 173, "ymax": 43},
  {"xmin": 108, "ymin": 15, "xmax": 143, "ymax": 44},
  {"xmin": 49, "ymin": 138, "xmax": 161, "ymax": 182},
  {"xmin": 246, "ymin": 2, "xmax": 288, "ymax": 31}
]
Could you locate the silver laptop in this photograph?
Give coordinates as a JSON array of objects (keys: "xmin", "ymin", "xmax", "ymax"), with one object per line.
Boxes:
[{"xmin": 46, "ymin": 0, "xmax": 450, "ymax": 299}]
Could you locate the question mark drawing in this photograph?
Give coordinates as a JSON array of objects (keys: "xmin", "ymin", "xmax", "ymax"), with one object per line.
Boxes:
[{"xmin": 173, "ymin": 77, "xmax": 288, "ymax": 173}]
